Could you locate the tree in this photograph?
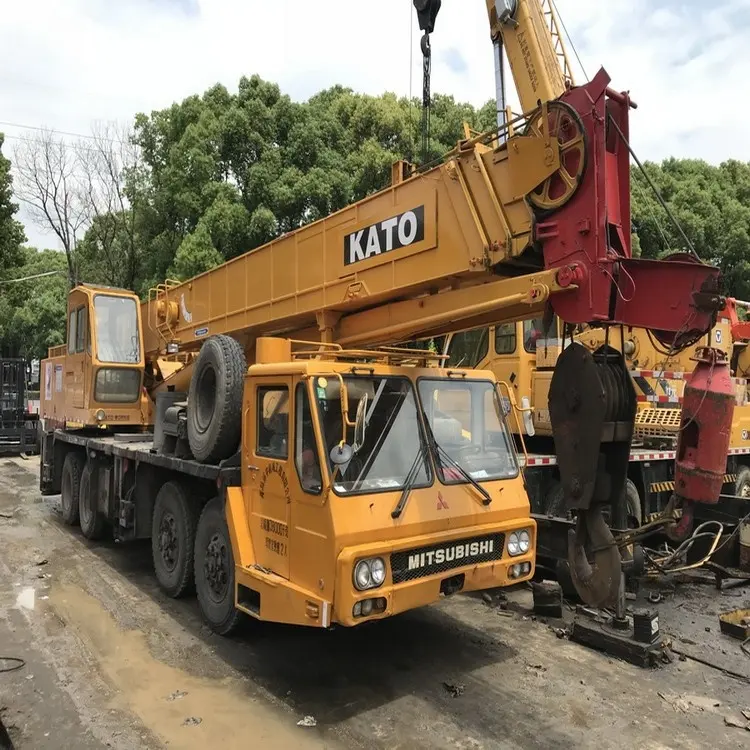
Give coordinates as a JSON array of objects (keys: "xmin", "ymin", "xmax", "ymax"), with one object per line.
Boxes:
[
  {"xmin": 130, "ymin": 75, "xmax": 495, "ymax": 288},
  {"xmin": 12, "ymin": 129, "xmax": 86, "ymax": 286},
  {"xmin": 0, "ymin": 247, "xmax": 67, "ymax": 360},
  {"xmin": 0, "ymin": 133, "xmax": 26, "ymax": 274},
  {"xmin": 76, "ymin": 122, "xmax": 146, "ymax": 290},
  {"xmin": 631, "ymin": 159, "xmax": 750, "ymax": 299}
]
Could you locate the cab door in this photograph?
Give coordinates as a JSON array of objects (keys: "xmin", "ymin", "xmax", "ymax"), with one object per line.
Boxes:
[
  {"xmin": 65, "ymin": 293, "xmax": 89, "ymax": 411},
  {"xmin": 246, "ymin": 378, "xmax": 292, "ymax": 579}
]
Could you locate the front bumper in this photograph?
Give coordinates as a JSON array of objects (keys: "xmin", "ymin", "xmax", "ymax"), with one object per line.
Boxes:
[{"xmin": 333, "ymin": 519, "xmax": 536, "ymax": 627}]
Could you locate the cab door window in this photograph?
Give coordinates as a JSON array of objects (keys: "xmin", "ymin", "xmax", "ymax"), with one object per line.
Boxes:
[
  {"xmin": 67, "ymin": 310, "xmax": 77, "ymax": 354},
  {"xmin": 257, "ymin": 386, "xmax": 289, "ymax": 458},
  {"xmin": 446, "ymin": 328, "xmax": 489, "ymax": 368},
  {"xmin": 295, "ymin": 384, "xmax": 322, "ymax": 494},
  {"xmin": 75, "ymin": 307, "xmax": 87, "ymax": 353},
  {"xmin": 495, "ymin": 323, "xmax": 516, "ymax": 354}
]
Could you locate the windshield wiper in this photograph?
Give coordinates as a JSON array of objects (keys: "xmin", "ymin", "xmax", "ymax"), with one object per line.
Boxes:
[
  {"xmin": 422, "ymin": 417, "xmax": 492, "ymax": 507},
  {"xmin": 391, "ymin": 444, "xmax": 427, "ymax": 519}
]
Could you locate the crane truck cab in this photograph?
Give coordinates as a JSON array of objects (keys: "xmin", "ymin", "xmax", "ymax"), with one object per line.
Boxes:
[
  {"xmin": 40, "ymin": 284, "xmax": 150, "ymax": 431},
  {"xmin": 223, "ymin": 339, "xmax": 534, "ymax": 630}
]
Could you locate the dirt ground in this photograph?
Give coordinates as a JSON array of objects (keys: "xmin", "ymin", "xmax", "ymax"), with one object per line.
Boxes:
[{"xmin": 0, "ymin": 456, "xmax": 749, "ymax": 750}]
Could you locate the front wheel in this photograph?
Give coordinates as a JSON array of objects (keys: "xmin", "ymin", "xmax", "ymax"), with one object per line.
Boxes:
[{"xmin": 194, "ymin": 497, "xmax": 243, "ymax": 636}]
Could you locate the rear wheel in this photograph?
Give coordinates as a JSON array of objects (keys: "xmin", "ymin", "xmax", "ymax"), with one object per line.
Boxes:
[
  {"xmin": 151, "ymin": 481, "xmax": 198, "ymax": 598},
  {"xmin": 194, "ymin": 497, "xmax": 243, "ymax": 636},
  {"xmin": 60, "ymin": 452, "xmax": 83, "ymax": 526},
  {"xmin": 79, "ymin": 463, "xmax": 106, "ymax": 540}
]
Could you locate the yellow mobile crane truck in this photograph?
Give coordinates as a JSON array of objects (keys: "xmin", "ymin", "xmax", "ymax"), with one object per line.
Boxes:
[{"xmin": 39, "ymin": 0, "xmax": 722, "ymax": 633}]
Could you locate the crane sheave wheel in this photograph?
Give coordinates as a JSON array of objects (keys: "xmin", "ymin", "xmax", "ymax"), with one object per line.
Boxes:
[
  {"xmin": 187, "ymin": 335, "xmax": 247, "ymax": 464},
  {"xmin": 524, "ymin": 100, "xmax": 587, "ymax": 212}
]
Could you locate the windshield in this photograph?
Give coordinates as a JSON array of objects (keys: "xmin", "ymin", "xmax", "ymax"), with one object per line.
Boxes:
[
  {"xmin": 417, "ymin": 379, "xmax": 518, "ymax": 483},
  {"xmin": 94, "ymin": 295, "xmax": 140, "ymax": 364},
  {"xmin": 315, "ymin": 375, "xmax": 430, "ymax": 495}
]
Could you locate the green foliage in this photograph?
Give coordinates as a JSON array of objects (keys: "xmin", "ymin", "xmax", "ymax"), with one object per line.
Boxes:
[
  {"xmin": 0, "ymin": 247, "xmax": 67, "ymax": 359},
  {"xmin": 130, "ymin": 75, "xmax": 494, "ymax": 289},
  {"xmin": 0, "ymin": 133, "xmax": 26, "ymax": 274},
  {"xmin": 631, "ymin": 159, "xmax": 750, "ymax": 298}
]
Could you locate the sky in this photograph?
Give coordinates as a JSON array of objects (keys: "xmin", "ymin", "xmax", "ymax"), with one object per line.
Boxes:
[{"xmin": 2, "ymin": 0, "xmax": 749, "ymax": 250}]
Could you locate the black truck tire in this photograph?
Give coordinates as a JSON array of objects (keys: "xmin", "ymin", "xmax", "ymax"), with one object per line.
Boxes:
[
  {"xmin": 60, "ymin": 451, "xmax": 83, "ymax": 526},
  {"xmin": 194, "ymin": 497, "xmax": 243, "ymax": 636},
  {"xmin": 151, "ymin": 481, "xmax": 198, "ymax": 598},
  {"xmin": 79, "ymin": 463, "xmax": 106, "ymax": 540},
  {"xmin": 187, "ymin": 335, "xmax": 247, "ymax": 464},
  {"xmin": 623, "ymin": 479, "xmax": 642, "ymax": 529},
  {"xmin": 735, "ymin": 466, "xmax": 750, "ymax": 498}
]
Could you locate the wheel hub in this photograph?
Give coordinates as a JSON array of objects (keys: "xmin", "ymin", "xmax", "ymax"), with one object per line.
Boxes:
[
  {"xmin": 204, "ymin": 533, "xmax": 229, "ymax": 599},
  {"xmin": 158, "ymin": 513, "xmax": 179, "ymax": 571}
]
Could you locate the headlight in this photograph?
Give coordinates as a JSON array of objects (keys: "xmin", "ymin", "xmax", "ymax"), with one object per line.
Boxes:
[
  {"xmin": 370, "ymin": 558, "xmax": 385, "ymax": 586},
  {"xmin": 519, "ymin": 529, "xmax": 531, "ymax": 554},
  {"xmin": 508, "ymin": 529, "xmax": 531, "ymax": 557},
  {"xmin": 508, "ymin": 532, "xmax": 520, "ymax": 556},
  {"xmin": 353, "ymin": 557, "xmax": 386, "ymax": 591}
]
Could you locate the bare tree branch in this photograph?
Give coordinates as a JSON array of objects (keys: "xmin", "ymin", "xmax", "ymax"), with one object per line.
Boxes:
[{"xmin": 12, "ymin": 129, "xmax": 86, "ymax": 285}]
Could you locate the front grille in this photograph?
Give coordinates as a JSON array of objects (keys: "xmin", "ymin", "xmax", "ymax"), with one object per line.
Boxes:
[{"xmin": 391, "ymin": 533, "xmax": 504, "ymax": 584}]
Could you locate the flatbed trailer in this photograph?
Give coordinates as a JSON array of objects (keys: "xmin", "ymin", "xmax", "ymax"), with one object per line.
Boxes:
[{"xmin": 40, "ymin": 428, "xmax": 239, "ymax": 543}]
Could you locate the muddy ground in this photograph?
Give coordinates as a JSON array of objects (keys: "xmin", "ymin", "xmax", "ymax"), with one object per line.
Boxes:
[{"xmin": 0, "ymin": 456, "xmax": 748, "ymax": 750}]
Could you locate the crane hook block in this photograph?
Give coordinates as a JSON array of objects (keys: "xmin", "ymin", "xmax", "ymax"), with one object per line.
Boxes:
[{"xmin": 413, "ymin": 0, "xmax": 441, "ymax": 34}]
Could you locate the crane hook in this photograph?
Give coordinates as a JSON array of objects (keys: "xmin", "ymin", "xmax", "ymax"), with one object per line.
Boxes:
[{"xmin": 567, "ymin": 505, "xmax": 622, "ymax": 608}]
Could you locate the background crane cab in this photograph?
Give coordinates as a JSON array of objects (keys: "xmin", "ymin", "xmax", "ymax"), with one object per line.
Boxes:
[
  {"xmin": 41, "ymin": 285, "xmax": 149, "ymax": 430},
  {"xmin": 441, "ymin": 315, "xmax": 564, "ymax": 438}
]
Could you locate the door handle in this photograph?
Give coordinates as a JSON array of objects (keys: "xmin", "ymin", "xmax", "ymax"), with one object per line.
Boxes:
[{"xmin": 247, "ymin": 464, "xmax": 260, "ymax": 471}]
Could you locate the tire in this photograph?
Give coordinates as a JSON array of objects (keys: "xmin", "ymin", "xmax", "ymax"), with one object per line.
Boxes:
[
  {"xmin": 194, "ymin": 497, "xmax": 243, "ymax": 636},
  {"xmin": 735, "ymin": 466, "xmax": 750, "ymax": 499},
  {"xmin": 151, "ymin": 481, "xmax": 199, "ymax": 598},
  {"xmin": 60, "ymin": 452, "xmax": 83, "ymax": 526},
  {"xmin": 187, "ymin": 335, "xmax": 247, "ymax": 464},
  {"xmin": 79, "ymin": 463, "xmax": 106, "ymax": 540},
  {"xmin": 623, "ymin": 479, "xmax": 642, "ymax": 529}
]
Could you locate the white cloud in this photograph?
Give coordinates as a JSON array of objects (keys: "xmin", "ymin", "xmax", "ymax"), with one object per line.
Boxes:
[{"xmin": 2, "ymin": 0, "xmax": 748, "ymax": 249}]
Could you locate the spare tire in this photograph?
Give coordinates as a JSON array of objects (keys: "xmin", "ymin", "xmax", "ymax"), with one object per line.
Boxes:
[{"xmin": 187, "ymin": 335, "xmax": 247, "ymax": 464}]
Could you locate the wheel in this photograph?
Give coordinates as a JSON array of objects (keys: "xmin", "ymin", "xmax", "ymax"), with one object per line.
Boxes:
[
  {"xmin": 735, "ymin": 466, "xmax": 750, "ymax": 498},
  {"xmin": 523, "ymin": 100, "xmax": 587, "ymax": 212},
  {"xmin": 60, "ymin": 451, "xmax": 84, "ymax": 526},
  {"xmin": 623, "ymin": 479, "xmax": 642, "ymax": 529},
  {"xmin": 79, "ymin": 463, "xmax": 106, "ymax": 540},
  {"xmin": 151, "ymin": 481, "xmax": 199, "ymax": 598},
  {"xmin": 194, "ymin": 497, "xmax": 243, "ymax": 635},
  {"xmin": 187, "ymin": 335, "xmax": 247, "ymax": 464}
]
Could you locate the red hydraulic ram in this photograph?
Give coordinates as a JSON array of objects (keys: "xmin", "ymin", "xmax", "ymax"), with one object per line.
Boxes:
[{"xmin": 669, "ymin": 348, "xmax": 735, "ymax": 539}]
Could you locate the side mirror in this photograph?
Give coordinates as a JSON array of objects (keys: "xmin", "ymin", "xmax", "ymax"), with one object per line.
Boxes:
[
  {"xmin": 330, "ymin": 443, "xmax": 353, "ymax": 466},
  {"xmin": 352, "ymin": 394, "xmax": 368, "ymax": 453}
]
